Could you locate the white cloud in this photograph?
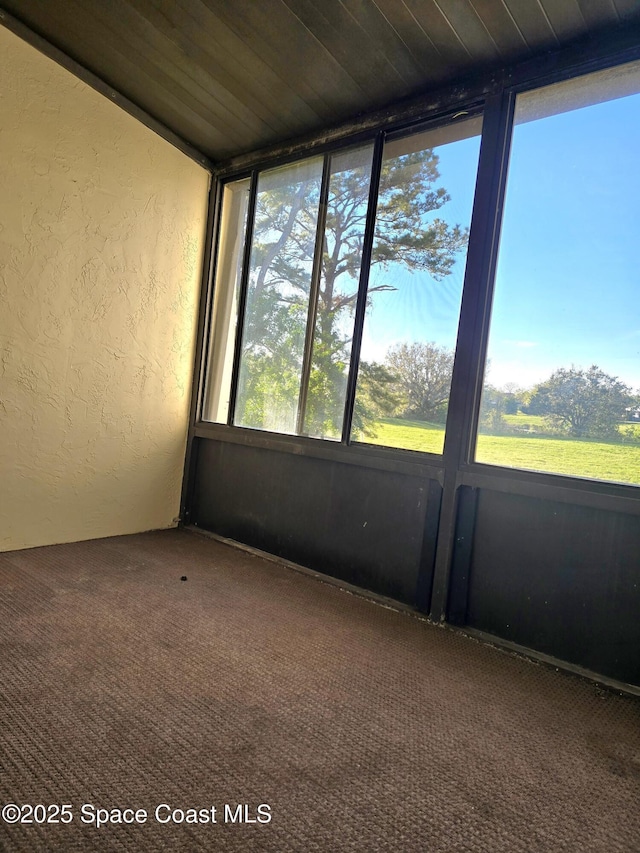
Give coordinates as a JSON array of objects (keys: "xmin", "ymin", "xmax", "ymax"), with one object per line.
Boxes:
[{"xmin": 484, "ymin": 360, "xmax": 550, "ymax": 389}]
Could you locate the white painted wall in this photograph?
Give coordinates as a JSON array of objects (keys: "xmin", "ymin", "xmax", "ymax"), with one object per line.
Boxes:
[{"xmin": 0, "ymin": 26, "xmax": 210, "ymax": 551}]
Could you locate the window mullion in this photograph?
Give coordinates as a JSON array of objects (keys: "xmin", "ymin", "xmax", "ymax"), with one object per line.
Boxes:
[
  {"xmin": 296, "ymin": 155, "xmax": 332, "ymax": 435},
  {"xmin": 341, "ymin": 132, "xmax": 385, "ymax": 444},
  {"xmin": 227, "ymin": 171, "xmax": 258, "ymax": 425},
  {"xmin": 429, "ymin": 92, "xmax": 514, "ymax": 621}
]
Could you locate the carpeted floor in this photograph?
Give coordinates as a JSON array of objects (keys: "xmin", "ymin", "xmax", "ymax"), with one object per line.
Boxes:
[{"xmin": 0, "ymin": 529, "xmax": 638, "ymax": 852}]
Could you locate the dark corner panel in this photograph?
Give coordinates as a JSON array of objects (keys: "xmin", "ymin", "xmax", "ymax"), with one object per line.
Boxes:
[
  {"xmin": 190, "ymin": 438, "xmax": 438, "ymax": 604},
  {"xmin": 464, "ymin": 489, "xmax": 640, "ymax": 686}
]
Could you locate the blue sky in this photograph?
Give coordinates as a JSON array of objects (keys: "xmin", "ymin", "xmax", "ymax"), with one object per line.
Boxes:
[
  {"xmin": 486, "ymin": 90, "xmax": 640, "ymax": 392},
  {"xmin": 360, "ymin": 130, "xmax": 481, "ymax": 364},
  {"xmin": 359, "ymin": 87, "xmax": 640, "ymax": 394}
]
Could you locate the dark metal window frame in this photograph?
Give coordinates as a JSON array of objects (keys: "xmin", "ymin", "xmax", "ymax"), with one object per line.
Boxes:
[
  {"xmin": 186, "ymin": 42, "xmax": 640, "ymax": 530},
  {"xmin": 199, "ymin": 107, "xmax": 486, "ymax": 459},
  {"xmin": 222, "ymin": 139, "xmax": 379, "ymax": 440},
  {"xmin": 456, "ymin": 62, "xmax": 640, "ymax": 511},
  {"xmin": 219, "ymin": 141, "xmax": 379, "ymax": 436}
]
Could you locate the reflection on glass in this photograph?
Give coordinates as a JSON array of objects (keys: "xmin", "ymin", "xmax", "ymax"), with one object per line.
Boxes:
[
  {"xmin": 203, "ymin": 178, "xmax": 250, "ymax": 423},
  {"xmin": 234, "ymin": 158, "xmax": 323, "ymax": 433},
  {"xmin": 352, "ymin": 117, "xmax": 482, "ymax": 454},
  {"xmin": 476, "ymin": 61, "xmax": 640, "ymax": 486},
  {"xmin": 303, "ymin": 145, "xmax": 374, "ymax": 439}
]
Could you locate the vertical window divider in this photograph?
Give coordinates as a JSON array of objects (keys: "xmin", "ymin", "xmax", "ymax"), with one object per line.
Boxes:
[
  {"xmin": 180, "ymin": 170, "xmax": 219, "ymax": 524},
  {"xmin": 429, "ymin": 91, "xmax": 516, "ymax": 621},
  {"xmin": 296, "ymin": 154, "xmax": 332, "ymax": 435},
  {"xmin": 193, "ymin": 172, "xmax": 222, "ymax": 427},
  {"xmin": 450, "ymin": 91, "xmax": 516, "ymax": 469},
  {"xmin": 341, "ymin": 132, "xmax": 385, "ymax": 444},
  {"xmin": 227, "ymin": 171, "xmax": 258, "ymax": 425}
]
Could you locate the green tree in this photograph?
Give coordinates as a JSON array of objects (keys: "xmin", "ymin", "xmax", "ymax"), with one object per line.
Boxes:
[
  {"xmin": 479, "ymin": 384, "xmax": 508, "ymax": 433},
  {"xmin": 528, "ymin": 365, "xmax": 632, "ymax": 439},
  {"xmin": 351, "ymin": 360, "xmax": 405, "ymax": 437},
  {"xmin": 236, "ymin": 172, "xmax": 320, "ymax": 431},
  {"xmin": 384, "ymin": 341, "xmax": 455, "ymax": 423},
  {"xmin": 479, "ymin": 383, "xmax": 528, "ymax": 433},
  {"xmin": 237, "ymin": 148, "xmax": 469, "ymax": 435},
  {"xmin": 502, "ymin": 382, "xmax": 527, "ymax": 414}
]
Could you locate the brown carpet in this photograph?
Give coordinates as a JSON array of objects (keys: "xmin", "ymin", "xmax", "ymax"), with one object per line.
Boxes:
[{"xmin": 0, "ymin": 529, "xmax": 638, "ymax": 852}]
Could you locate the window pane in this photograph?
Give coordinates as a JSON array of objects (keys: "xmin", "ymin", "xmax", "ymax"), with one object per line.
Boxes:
[
  {"xmin": 202, "ymin": 178, "xmax": 251, "ymax": 423},
  {"xmin": 303, "ymin": 145, "xmax": 374, "ymax": 440},
  {"xmin": 475, "ymin": 61, "xmax": 640, "ymax": 486},
  {"xmin": 352, "ymin": 117, "xmax": 482, "ymax": 453},
  {"xmin": 234, "ymin": 158, "xmax": 323, "ymax": 434}
]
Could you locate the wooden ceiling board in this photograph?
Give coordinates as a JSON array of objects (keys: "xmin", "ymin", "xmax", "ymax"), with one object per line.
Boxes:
[
  {"xmin": 369, "ymin": 0, "xmax": 448, "ymax": 71},
  {"xmin": 537, "ymin": 0, "xmax": 587, "ymax": 42},
  {"xmin": 2, "ymin": 0, "xmax": 640, "ymax": 163},
  {"xmin": 280, "ymin": 0, "xmax": 412, "ymax": 98},
  {"xmin": 14, "ymin": 0, "xmax": 240, "ymax": 154},
  {"xmin": 614, "ymin": 0, "xmax": 640, "ymax": 21},
  {"xmin": 83, "ymin": 0, "xmax": 275, "ymax": 143},
  {"xmin": 577, "ymin": 0, "xmax": 620, "ymax": 29},
  {"xmin": 162, "ymin": 0, "xmax": 327, "ymax": 127},
  {"xmin": 502, "ymin": 0, "xmax": 559, "ymax": 49},
  {"xmin": 467, "ymin": 0, "xmax": 530, "ymax": 56},
  {"xmin": 66, "ymin": 0, "xmax": 256, "ymax": 151},
  {"xmin": 125, "ymin": 0, "xmax": 299, "ymax": 137},
  {"xmin": 142, "ymin": 0, "xmax": 342, "ymax": 123},
  {"xmin": 1, "ymin": 0, "xmax": 246, "ymax": 156},
  {"xmin": 338, "ymin": 0, "xmax": 431, "ymax": 86},
  {"xmin": 202, "ymin": 0, "xmax": 368, "ymax": 110},
  {"xmin": 436, "ymin": 0, "xmax": 503, "ymax": 61},
  {"xmin": 401, "ymin": 0, "xmax": 474, "ymax": 62}
]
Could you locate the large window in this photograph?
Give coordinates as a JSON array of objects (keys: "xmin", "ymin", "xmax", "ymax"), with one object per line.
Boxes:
[
  {"xmin": 205, "ymin": 146, "xmax": 374, "ymax": 439},
  {"xmin": 476, "ymin": 61, "xmax": 640, "ymax": 486},
  {"xmin": 203, "ymin": 115, "xmax": 482, "ymax": 454},
  {"xmin": 352, "ymin": 118, "xmax": 482, "ymax": 453},
  {"xmin": 202, "ymin": 62, "xmax": 640, "ymax": 487}
]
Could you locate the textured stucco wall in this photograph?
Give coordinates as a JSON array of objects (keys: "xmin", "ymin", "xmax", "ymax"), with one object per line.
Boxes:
[{"xmin": 0, "ymin": 27, "xmax": 209, "ymax": 551}]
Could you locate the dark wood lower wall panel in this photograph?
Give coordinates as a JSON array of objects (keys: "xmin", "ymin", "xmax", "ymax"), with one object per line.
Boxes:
[
  {"xmin": 190, "ymin": 438, "xmax": 440, "ymax": 605},
  {"xmin": 461, "ymin": 488, "xmax": 640, "ymax": 686}
]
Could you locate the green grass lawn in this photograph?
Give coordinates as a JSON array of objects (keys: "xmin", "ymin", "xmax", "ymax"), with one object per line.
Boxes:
[
  {"xmin": 365, "ymin": 417, "xmax": 446, "ymax": 455},
  {"xmin": 502, "ymin": 412, "xmax": 547, "ymax": 430},
  {"xmin": 476, "ymin": 432, "xmax": 640, "ymax": 484},
  {"xmin": 364, "ymin": 417, "xmax": 640, "ymax": 485}
]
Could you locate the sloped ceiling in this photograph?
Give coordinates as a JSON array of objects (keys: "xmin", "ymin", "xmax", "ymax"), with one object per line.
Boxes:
[{"xmin": 2, "ymin": 0, "xmax": 640, "ymax": 164}]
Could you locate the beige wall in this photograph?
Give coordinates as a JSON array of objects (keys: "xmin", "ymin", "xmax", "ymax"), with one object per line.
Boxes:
[{"xmin": 0, "ymin": 27, "xmax": 210, "ymax": 551}]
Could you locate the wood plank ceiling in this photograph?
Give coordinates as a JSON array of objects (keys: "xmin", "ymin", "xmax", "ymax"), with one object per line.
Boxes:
[{"xmin": 2, "ymin": 0, "xmax": 640, "ymax": 164}]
